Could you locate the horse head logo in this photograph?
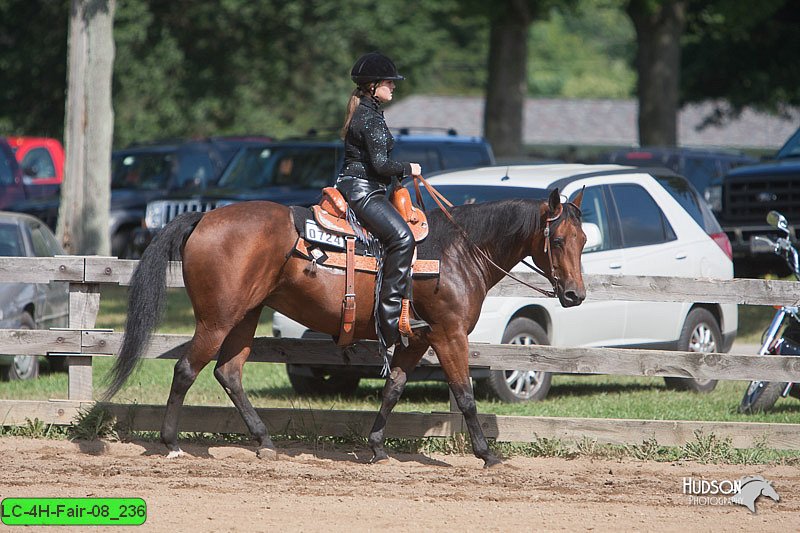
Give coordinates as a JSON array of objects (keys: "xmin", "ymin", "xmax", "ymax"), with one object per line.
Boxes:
[{"xmin": 730, "ymin": 476, "xmax": 780, "ymax": 513}]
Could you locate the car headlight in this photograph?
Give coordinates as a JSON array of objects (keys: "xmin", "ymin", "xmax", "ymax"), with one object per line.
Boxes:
[
  {"xmin": 145, "ymin": 201, "xmax": 167, "ymax": 229},
  {"xmin": 704, "ymin": 185, "xmax": 722, "ymax": 213}
]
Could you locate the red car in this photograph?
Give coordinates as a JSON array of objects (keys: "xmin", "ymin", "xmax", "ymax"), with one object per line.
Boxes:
[{"xmin": 7, "ymin": 136, "xmax": 64, "ymax": 196}]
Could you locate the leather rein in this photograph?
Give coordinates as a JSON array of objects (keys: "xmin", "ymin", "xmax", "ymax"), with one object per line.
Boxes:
[{"xmin": 411, "ymin": 174, "xmax": 577, "ymax": 299}]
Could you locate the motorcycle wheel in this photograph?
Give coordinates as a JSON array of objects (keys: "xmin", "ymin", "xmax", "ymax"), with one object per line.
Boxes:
[{"xmin": 738, "ymin": 381, "xmax": 787, "ymax": 414}]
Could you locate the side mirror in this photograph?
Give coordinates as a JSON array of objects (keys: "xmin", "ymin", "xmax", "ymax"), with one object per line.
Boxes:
[
  {"xmin": 766, "ymin": 210, "xmax": 789, "ymax": 234},
  {"xmin": 582, "ymin": 222, "xmax": 603, "ymax": 252}
]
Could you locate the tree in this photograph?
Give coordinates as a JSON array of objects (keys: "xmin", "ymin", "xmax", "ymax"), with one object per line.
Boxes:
[
  {"xmin": 0, "ymin": 0, "xmax": 69, "ymax": 136},
  {"xmin": 483, "ymin": 0, "xmax": 539, "ymax": 158},
  {"xmin": 626, "ymin": 0, "xmax": 686, "ymax": 147},
  {"xmin": 58, "ymin": 0, "xmax": 115, "ymax": 255},
  {"xmin": 682, "ymin": 0, "xmax": 800, "ymax": 124}
]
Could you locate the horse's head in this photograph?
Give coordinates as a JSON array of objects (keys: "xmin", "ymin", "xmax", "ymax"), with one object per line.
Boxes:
[{"xmin": 532, "ymin": 188, "xmax": 587, "ymax": 308}]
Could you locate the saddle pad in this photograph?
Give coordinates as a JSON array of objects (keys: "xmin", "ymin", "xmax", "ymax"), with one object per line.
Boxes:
[
  {"xmin": 290, "ymin": 206, "xmax": 372, "ymax": 256},
  {"xmin": 294, "ymin": 238, "xmax": 439, "ymax": 277}
]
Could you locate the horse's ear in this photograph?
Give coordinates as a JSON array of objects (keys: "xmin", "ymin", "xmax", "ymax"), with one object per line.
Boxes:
[
  {"xmin": 548, "ymin": 188, "xmax": 561, "ymax": 214},
  {"xmin": 572, "ymin": 186, "xmax": 585, "ymax": 208}
]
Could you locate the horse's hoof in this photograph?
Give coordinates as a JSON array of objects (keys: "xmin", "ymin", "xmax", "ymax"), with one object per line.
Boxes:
[
  {"xmin": 370, "ymin": 451, "xmax": 390, "ymax": 464},
  {"xmin": 256, "ymin": 447, "xmax": 278, "ymax": 460},
  {"xmin": 483, "ymin": 457, "xmax": 503, "ymax": 469},
  {"xmin": 166, "ymin": 449, "xmax": 186, "ymax": 459}
]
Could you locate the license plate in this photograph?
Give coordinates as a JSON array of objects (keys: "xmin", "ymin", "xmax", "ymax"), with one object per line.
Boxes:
[{"xmin": 305, "ymin": 219, "xmax": 346, "ymax": 249}]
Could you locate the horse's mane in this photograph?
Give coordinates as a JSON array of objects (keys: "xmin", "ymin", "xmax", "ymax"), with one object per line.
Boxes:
[{"xmin": 417, "ymin": 198, "xmax": 545, "ymax": 260}]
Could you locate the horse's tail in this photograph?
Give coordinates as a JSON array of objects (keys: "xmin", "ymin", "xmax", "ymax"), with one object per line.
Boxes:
[{"xmin": 102, "ymin": 212, "xmax": 205, "ymax": 401}]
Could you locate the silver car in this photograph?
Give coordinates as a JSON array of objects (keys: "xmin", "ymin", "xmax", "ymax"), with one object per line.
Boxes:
[{"xmin": 0, "ymin": 212, "xmax": 69, "ymax": 380}]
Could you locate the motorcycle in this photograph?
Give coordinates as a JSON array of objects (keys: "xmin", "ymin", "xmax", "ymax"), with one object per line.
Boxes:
[{"xmin": 739, "ymin": 210, "xmax": 800, "ymax": 413}]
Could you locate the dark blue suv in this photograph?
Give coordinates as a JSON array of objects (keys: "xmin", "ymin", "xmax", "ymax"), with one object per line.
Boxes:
[{"xmin": 133, "ymin": 131, "xmax": 494, "ymax": 254}]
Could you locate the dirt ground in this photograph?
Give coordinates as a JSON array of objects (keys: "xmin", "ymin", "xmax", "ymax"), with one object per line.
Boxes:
[{"xmin": 0, "ymin": 437, "xmax": 796, "ymax": 532}]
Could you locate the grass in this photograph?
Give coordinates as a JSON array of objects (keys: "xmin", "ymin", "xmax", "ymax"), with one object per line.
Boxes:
[
  {"xmin": 736, "ymin": 304, "xmax": 775, "ymax": 344},
  {"xmin": 2, "ymin": 284, "xmax": 800, "ymax": 455}
]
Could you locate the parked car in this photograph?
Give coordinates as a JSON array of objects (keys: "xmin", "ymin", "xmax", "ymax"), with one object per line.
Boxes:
[
  {"xmin": 705, "ymin": 127, "xmax": 800, "ymax": 264},
  {"xmin": 0, "ymin": 211, "xmax": 69, "ymax": 380},
  {"xmin": 274, "ymin": 163, "xmax": 737, "ymax": 402},
  {"xmin": 595, "ymin": 146, "xmax": 757, "ymax": 210},
  {"xmin": 0, "ymin": 137, "xmax": 56, "ymax": 211},
  {"xmin": 390, "ymin": 127, "xmax": 495, "ymax": 172},
  {"xmin": 7, "ymin": 136, "xmax": 65, "ymax": 199},
  {"xmin": 134, "ymin": 130, "xmax": 495, "ymax": 254},
  {"xmin": 7, "ymin": 135, "xmax": 272, "ymax": 258}
]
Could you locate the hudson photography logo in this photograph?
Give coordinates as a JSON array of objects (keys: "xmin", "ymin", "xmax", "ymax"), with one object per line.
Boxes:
[{"xmin": 682, "ymin": 475, "xmax": 780, "ymax": 513}]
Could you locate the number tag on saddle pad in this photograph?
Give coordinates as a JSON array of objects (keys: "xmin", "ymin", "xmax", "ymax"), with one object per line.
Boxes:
[{"xmin": 305, "ymin": 219, "xmax": 346, "ymax": 249}]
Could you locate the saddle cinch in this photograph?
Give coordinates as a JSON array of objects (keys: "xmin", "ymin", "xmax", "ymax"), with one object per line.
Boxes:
[{"xmin": 293, "ymin": 186, "xmax": 440, "ymax": 346}]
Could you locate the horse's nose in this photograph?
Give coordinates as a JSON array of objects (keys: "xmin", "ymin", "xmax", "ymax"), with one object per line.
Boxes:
[{"xmin": 562, "ymin": 288, "xmax": 585, "ymax": 307}]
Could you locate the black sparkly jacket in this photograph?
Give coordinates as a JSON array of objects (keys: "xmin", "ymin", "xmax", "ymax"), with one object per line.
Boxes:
[{"xmin": 340, "ymin": 96, "xmax": 412, "ymax": 186}]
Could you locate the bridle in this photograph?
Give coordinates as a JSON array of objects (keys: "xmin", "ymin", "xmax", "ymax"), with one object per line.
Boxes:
[{"xmin": 411, "ymin": 175, "xmax": 580, "ymax": 299}]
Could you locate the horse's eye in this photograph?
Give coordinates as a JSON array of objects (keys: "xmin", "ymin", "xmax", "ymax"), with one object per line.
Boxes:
[{"xmin": 552, "ymin": 237, "xmax": 564, "ymax": 248}]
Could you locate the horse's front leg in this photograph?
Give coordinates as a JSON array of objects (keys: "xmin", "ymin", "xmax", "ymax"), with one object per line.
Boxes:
[
  {"xmin": 368, "ymin": 339, "xmax": 429, "ymax": 463},
  {"xmin": 429, "ymin": 331, "xmax": 502, "ymax": 468}
]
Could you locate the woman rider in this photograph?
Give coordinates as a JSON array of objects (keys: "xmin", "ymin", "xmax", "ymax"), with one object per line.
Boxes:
[{"xmin": 336, "ymin": 52, "xmax": 429, "ymax": 352}]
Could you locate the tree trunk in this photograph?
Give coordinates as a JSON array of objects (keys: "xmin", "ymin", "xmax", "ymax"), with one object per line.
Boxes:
[
  {"xmin": 627, "ymin": 0, "xmax": 685, "ymax": 147},
  {"xmin": 59, "ymin": 0, "xmax": 115, "ymax": 255},
  {"xmin": 484, "ymin": 1, "xmax": 534, "ymax": 159}
]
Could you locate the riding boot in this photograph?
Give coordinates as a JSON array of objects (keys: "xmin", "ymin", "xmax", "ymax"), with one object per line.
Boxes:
[{"xmin": 339, "ymin": 179, "xmax": 418, "ymax": 346}]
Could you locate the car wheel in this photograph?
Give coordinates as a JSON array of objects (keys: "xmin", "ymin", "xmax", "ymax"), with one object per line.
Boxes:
[
  {"xmin": 2, "ymin": 313, "xmax": 39, "ymax": 381},
  {"xmin": 664, "ymin": 308, "xmax": 720, "ymax": 393},
  {"xmin": 111, "ymin": 228, "xmax": 138, "ymax": 259},
  {"xmin": 486, "ymin": 317, "xmax": 552, "ymax": 402},
  {"xmin": 286, "ymin": 365, "xmax": 361, "ymax": 396}
]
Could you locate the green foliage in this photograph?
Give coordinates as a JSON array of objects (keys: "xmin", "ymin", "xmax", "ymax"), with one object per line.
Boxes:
[
  {"xmin": 69, "ymin": 404, "xmax": 119, "ymax": 441},
  {"xmin": 682, "ymin": 0, "xmax": 800, "ymax": 119},
  {"xmin": 0, "ymin": 0, "xmax": 69, "ymax": 138},
  {"xmin": 682, "ymin": 430, "xmax": 736, "ymax": 463},
  {"xmin": 0, "ymin": 0, "xmax": 639, "ymax": 146},
  {"xmin": 529, "ymin": 0, "xmax": 636, "ymax": 98},
  {"xmin": 0, "ymin": 417, "xmax": 66, "ymax": 439}
]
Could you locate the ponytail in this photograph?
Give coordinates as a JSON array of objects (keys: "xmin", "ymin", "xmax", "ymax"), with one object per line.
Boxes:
[
  {"xmin": 340, "ymin": 82, "xmax": 378, "ymax": 139},
  {"xmin": 340, "ymin": 88, "xmax": 361, "ymax": 140}
]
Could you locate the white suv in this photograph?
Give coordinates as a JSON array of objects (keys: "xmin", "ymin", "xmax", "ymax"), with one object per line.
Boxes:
[{"xmin": 273, "ymin": 164, "xmax": 737, "ymax": 401}]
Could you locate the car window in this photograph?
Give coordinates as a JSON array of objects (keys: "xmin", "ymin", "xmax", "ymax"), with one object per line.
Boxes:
[
  {"xmin": 30, "ymin": 224, "xmax": 54, "ymax": 257},
  {"xmin": 174, "ymin": 151, "xmax": 216, "ymax": 189},
  {"xmin": 571, "ymin": 186, "xmax": 614, "ymax": 253},
  {"xmin": 439, "ymin": 145, "xmax": 492, "ymax": 170},
  {"xmin": 392, "ymin": 145, "xmax": 441, "ymax": 172},
  {"xmin": 682, "ymin": 157, "xmax": 719, "ymax": 193},
  {"xmin": 406, "ymin": 184, "xmax": 547, "ymax": 207},
  {"xmin": 111, "ymin": 151, "xmax": 175, "ymax": 190},
  {"xmin": 218, "ymin": 146, "xmax": 338, "ymax": 189},
  {"xmin": 20, "ymin": 147, "xmax": 56, "ymax": 180},
  {"xmin": 0, "ymin": 223, "xmax": 22, "ymax": 256},
  {"xmin": 776, "ymin": 128, "xmax": 800, "ymax": 159},
  {"xmin": 31, "ymin": 222, "xmax": 63, "ymax": 255},
  {"xmin": 654, "ymin": 175, "xmax": 723, "ymax": 234},
  {"xmin": 610, "ymin": 183, "xmax": 676, "ymax": 248}
]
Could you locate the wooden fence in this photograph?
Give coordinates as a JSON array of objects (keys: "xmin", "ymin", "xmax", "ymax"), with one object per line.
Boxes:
[{"xmin": 1, "ymin": 256, "xmax": 800, "ymax": 450}]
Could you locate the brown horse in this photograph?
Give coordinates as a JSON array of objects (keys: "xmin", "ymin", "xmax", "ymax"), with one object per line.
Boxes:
[{"xmin": 105, "ymin": 187, "xmax": 586, "ymax": 467}]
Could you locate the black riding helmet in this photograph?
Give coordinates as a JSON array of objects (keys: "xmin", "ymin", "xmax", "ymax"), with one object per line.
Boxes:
[{"xmin": 350, "ymin": 52, "xmax": 405, "ymax": 84}]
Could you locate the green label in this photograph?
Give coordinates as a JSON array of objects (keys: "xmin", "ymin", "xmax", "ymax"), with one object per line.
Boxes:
[{"xmin": 1, "ymin": 498, "xmax": 146, "ymax": 526}]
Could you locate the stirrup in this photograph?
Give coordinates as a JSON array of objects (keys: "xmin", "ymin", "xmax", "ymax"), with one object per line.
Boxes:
[{"xmin": 399, "ymin": 299, "xmax": 430, "ymax": 337}]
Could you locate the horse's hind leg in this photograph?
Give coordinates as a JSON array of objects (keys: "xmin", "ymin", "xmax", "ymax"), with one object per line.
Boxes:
[
  {"xmin": 368, "ymin": 339, "xmax": 430, "ymax": 463},
  {"xmin": 161, "ymin": 328, "xmax": 228, "ymax": 457},
  {"xmin": 212, "ymin": 306, "xmax": 276, "ymax": 459},
  {"xmin": 429, "ymin": 332, "xmax": 502, "ymax": 468}
]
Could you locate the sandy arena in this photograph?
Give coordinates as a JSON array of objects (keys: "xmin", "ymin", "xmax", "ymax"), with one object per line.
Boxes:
[{"xmin": 0, "ymin": 436, "xmax": 797, "ymax": 532}]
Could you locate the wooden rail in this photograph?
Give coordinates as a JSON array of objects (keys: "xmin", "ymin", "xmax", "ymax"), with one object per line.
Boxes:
[{"xmin": 1, "ymin": 257, "xmax": 800, "ymax": 450}]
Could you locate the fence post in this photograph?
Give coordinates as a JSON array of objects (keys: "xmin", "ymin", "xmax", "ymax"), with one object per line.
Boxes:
[{"xmin": 67, "ymin": 282, "xmax": 100, "ymax": 400}]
